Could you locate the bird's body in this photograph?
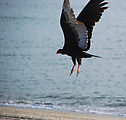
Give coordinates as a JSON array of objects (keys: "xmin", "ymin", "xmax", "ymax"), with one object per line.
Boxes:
[{"xmin": 56, "ymin": 0, "xmax": 108, "ymax": 76}]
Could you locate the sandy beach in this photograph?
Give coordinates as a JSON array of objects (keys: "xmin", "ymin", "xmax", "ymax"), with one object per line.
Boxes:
[{"xmin": 0, "ymin": 106, "xmax": 126, "ymax": 120}]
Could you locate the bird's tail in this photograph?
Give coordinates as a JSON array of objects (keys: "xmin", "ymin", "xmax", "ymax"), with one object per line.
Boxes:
[
  {"xmin": 91, "ymin": 54, "xmax": 102, "ymax": 58},
  {"xmin": 83, "ymin": 52, "xmax": 102, "ymax": 58}
]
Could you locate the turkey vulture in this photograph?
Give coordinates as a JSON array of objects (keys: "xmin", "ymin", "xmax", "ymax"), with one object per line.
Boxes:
[{"xmin": 56, "ymin": 0, "xmax": 108, "ymax": 76}]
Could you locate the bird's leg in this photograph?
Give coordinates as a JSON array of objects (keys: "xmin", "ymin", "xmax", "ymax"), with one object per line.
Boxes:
[
  {"xmin": 76, "ymin": 58, "xmax": 82, "ymax": 77},
  {"xmin": 76, "ymin": 64, "xmax": 81, "ymax": 77},
  {"xmin": 70, "ymin": 58, "xmax": 76, "ymax": 76},
  {"xmin": 70, "ymin": 63, "xmax": 76, "ymax": 76}
]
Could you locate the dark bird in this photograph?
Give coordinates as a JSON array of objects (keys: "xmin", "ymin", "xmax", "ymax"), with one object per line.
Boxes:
[{"xmin": 56, "ymin": 0, "xmax": 108, "ymax": 76}]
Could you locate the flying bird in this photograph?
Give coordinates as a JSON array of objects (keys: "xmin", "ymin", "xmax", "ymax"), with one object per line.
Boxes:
[{"xmin": 56, "ymin": 0, "xmax": 108, "ymax": 76}]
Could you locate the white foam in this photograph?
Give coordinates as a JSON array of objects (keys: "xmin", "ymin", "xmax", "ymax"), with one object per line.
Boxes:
[{"xmin": 1, "ymin": 101, "xmax": 126, "ymax": 117}]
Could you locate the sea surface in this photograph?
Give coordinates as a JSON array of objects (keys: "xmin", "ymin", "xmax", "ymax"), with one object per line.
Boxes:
[{"xmin": 0, "ymin": 0, "xmax": 126, "ymax": 117}]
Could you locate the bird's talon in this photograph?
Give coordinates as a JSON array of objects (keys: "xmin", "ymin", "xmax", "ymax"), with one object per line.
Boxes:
[
  {"xmin": 76, "ymin": 71, "xmax": 79, "ymax": 77},
  {"xmin": 70, "ymin": 68, "xmax": 74, "ymax": 76},
  {"xmin": 70, "ymin": 64, "xmax": 76, "ymax": 76}
]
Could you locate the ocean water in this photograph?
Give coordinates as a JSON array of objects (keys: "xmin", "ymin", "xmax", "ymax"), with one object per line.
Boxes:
[{"xmin": 0, "ymin": 0, "xmax": 126, "ymax": 117}]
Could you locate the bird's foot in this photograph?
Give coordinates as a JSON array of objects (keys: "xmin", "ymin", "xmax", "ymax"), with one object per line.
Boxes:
[
  {"xmin": 76, "ymin": 64, "xmax": 80, "ymax": 77},
  {"xmin": 70, "ymin": 67, "xmax": 74, "ymax": 76},
  {"xmin": 76, "ymin": 70, "xmax": 79, "ymax": 77},
  {"xmin": 70, "ymin": 64, "xmax": 76, "ymax": 76}
]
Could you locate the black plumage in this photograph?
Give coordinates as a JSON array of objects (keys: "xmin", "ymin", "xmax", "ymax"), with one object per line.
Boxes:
[{"xmin": 56, "ymin": 0, "xmax": 108, "ymax": 76}]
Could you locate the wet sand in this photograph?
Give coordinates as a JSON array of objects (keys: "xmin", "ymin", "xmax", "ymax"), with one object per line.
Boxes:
[{"xmin": 0, "ymin": 106, "xmax": 126, "ymax": 120}]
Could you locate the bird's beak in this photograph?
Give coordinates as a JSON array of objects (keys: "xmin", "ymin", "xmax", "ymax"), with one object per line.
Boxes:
[{"xmin": 56, "ymin": 52, "xmax": 58, "ymax": 54}]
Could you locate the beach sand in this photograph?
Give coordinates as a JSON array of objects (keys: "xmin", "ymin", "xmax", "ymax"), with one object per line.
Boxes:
[{"xmin": 0, "ymin": 106, "xmax": 126, "ymax": 120}]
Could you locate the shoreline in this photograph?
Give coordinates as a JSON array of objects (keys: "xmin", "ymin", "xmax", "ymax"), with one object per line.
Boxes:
[{"xmin": 0, "ymin": 106, "xmax": 126, "ymax": 120}]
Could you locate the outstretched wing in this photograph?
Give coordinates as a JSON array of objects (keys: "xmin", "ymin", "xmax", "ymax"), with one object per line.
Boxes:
[
  {"xmin": 60, "ymin": 0, "xmax": 89, "ymax": 51},
  {"xmin": 77, "ymin": 0, "xmax": 108, "ymax": 51}
]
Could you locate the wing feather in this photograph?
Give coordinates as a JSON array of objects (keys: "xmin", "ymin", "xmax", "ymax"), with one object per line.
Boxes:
[
  {"xmin": 77, "ymin": 0, "xmax": 108, "ymax": 51},
  {"xmin": 60, "ymin": 0, "xmax": 88, "ymax": 51}
]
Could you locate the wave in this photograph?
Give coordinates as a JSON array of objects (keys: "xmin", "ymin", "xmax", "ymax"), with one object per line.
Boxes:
[{"xmin": 0, "ymin": 100, "xmax": 126, "ymax": 117}]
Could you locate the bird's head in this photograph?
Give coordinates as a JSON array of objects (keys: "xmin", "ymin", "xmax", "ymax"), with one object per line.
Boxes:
[{"xmin": 56, "ymin": 49, "xmax": 65, "ymax": 54}]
